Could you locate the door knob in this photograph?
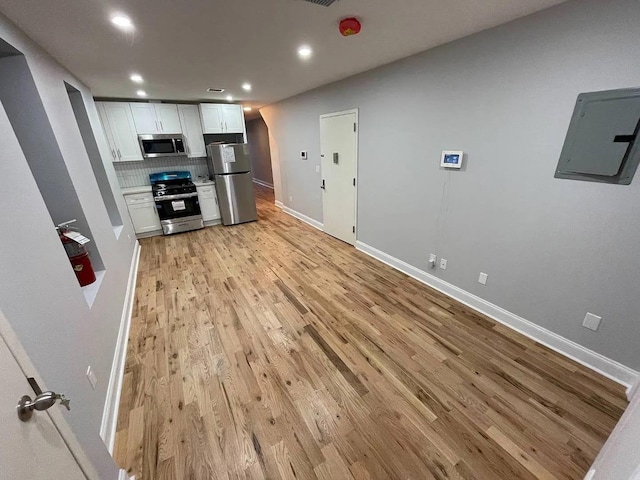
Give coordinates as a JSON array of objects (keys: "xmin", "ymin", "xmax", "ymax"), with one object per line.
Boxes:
[{"xmin": 17, "ymin": 391, "xmax": 71, "ymax": 421}]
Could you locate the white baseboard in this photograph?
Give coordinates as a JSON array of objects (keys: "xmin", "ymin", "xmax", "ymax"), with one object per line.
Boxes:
[
  {"xmin": 282, "ymin": 206, "xmax": 324, "ymax": 231},
  {"xmin": 628, "ymin": 378, "xmax": 640, "ymax": 401},
  {"xmin": 355, "ymin": 240, "xmax": 639, "ymax": 395},
  {"xmin": 101, "ymin": 241, "xmax": 141, "ymax": 453},
  {"xmin": 253, "ymin": 178, "xmax": 274, "ymax": 189},
  {"xmin": 275, "ymin": 200, "xmax": 283, "ymax": 209}
]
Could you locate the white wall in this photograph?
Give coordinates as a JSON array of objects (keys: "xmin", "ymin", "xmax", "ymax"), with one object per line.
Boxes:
[
  {"xmin": 261, "ymin": 0, "xmax": 640, "ymax": 375},
  {"xmin": 0, "ymin": 12, "xmax": 137, "ymax": 478},
  {"xmin": 589, "ymin": 384, "xmax": 640, "ymax": 479}
]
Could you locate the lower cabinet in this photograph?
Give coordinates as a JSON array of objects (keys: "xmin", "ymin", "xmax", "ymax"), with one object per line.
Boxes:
[
  {"xmin": 124, "ymin": 192, "xmax": 161, "ymax": 235},
  {"xmin": 196, "ymin": 184, "xmax": 221, "ymax": 222}
]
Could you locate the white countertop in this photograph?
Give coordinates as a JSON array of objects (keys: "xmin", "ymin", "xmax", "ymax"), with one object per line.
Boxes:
[
  {"xmin": 121, "ymin": 185, "xmax": 152, "ymax": 195},
  {"xmin": 194, "ymin": 180, "xmax": 215, "ymax": 187}
]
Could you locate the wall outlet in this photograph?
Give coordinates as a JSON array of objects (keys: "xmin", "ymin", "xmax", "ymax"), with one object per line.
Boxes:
[
  {"xmin": 478, "ymin": 272, "xmax": 488, "ymax": 285},
  {"xmin": 583, "ymin": 312, "xmax": 602, "ymax": 332},
  {"xmin": 428, "ymin": 254, "xmax": 437, "ymax": 269},
  {"xmin": 439, "ymin": 258, "xmax": 448, "ymax": 270},
  {"xmin": 300, "ymin": 151, "xmax": 308, "ymax": 160},
  {"xmin": 315, "ymin": 165, "xmax": 321, "ymax": 174},
  {"xmin": 86, "ymin": 366, "xmax": 97, "ymax": 390}
]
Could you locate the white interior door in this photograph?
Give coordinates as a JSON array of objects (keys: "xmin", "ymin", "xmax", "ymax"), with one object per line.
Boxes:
[
  {"xmin": 320, "ymin": 110, "xmax": 358, "ymax": 245},
  {"xmin": 0, "ymin": 329, "xmax": 86, "ymax": 479}
]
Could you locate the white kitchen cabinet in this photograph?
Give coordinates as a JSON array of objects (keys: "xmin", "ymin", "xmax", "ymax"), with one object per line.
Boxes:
[
  {"xmin": 221, "ymin": 105, "xmax": 245, "ymax": 133},
  {"xmin": 96, "ymin": 102, "xmax": 143, "ymax": 162},
  {"xmin": 155, "ymin": 104, "xmax": 183, "ymax": 133},
  {"xmin": 199, "ymin": 103, "xmax": 246, "ymax": 135},
  {"xmin": 196, "ymin": 184, "xmax": 221, "ymax": 222},
  {"xmin": 130, "ymin": 103, "xmax": 182, "ymax": 134},
  {"xmin": 178, "ymin": 104, "xmax": 207, "ymax": 157},
  {"xmin": 124, "ymin": 192, "xmax": 161, "ymax": 234},
  {"xmin": 199, "ymin": 104, "xmax": 224, "ymax": 134}
]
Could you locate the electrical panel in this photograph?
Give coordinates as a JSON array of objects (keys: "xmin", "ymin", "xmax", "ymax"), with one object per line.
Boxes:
[{"xmin": 555, "ymin": 88, "xmax": 640, "ymax": 185}]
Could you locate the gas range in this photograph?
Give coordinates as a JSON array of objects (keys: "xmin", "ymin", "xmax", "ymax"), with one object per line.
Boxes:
[{"xmin": 150, "ymin": 171, "xmax": 204, "ymax": 235}]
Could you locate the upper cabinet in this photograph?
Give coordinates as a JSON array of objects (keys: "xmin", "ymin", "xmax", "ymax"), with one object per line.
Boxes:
[
  {"xmin": 221, "ymin": 105, "xmax": 245, "ymax": 133},
  {"xmin": 177, "ymin": 105, "xmax": 207, "ymax": 158},
  {"xmin": 199, "ymin": 104, "xmax": 224, "ymax": 133},
  {"xmin": 199, "ymin": 103, "xmax": 246, "ymax": 134},
  {"xmin": 130, "ymin": 103, "xmax": 182, "ymax": 134},
  {"xmin": 96, "ymin": 102, "xmax": 143, "ymax": 162}
]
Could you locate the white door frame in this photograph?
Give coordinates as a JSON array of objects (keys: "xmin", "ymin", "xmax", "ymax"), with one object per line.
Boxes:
[
  {"xmin": 0, "ymin": 309, "xmax": 99, "ymax": 479},
  {"xmin": 319, "ymin": 108, "xmax": 359, "ymax": 243}
]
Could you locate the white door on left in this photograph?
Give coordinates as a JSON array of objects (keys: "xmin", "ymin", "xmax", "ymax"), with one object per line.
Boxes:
[{"xmin": 0, "ymin": 332, "xmax": 86, "ymax": 479}]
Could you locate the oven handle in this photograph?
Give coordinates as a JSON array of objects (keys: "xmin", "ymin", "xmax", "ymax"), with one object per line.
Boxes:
[{"xmin": 154, "ymin": 193, "xmax": 199, "ymax": 201}]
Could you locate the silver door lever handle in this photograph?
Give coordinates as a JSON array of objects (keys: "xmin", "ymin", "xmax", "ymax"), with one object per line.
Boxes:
[{"xmin": 17, "ymin": 391, "xmax": 70, "ymax": 421}]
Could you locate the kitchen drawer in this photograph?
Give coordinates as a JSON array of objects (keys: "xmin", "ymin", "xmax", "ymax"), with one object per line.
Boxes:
[
  {"xmin": 197, "ymin": 185, "xmax": 215, "ymax": 198},
  {"xmin": 124, "ymin": 192, "xmax": 154, "ymax": 205}
]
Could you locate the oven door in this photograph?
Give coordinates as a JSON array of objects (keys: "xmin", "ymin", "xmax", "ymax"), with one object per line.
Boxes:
[{"xmin": 155, "ymin": 194, "xmax": 201, "ymax": 221}]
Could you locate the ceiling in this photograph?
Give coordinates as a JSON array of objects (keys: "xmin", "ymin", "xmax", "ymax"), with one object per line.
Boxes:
[{"xmin": 0, "ymin": 0, "xmax": 566, "ymax": 110}]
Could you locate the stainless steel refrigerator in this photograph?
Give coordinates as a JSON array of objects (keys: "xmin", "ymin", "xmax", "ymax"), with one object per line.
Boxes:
[{"xmin": 206, "ymin": 143, "xmax": 258, "ymax": 226}]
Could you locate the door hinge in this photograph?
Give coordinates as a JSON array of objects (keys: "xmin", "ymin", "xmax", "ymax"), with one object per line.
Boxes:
[
  {"xmin": 353, "ymin": 178, "xmax": 356, "ymax": 186},
  {"xmin": 354, "ymin": 123, "xmax": 357, "ymax": 132},
  {"xmin": 352, "ymin": 226, "xmax": 355, "ymax": 234}
]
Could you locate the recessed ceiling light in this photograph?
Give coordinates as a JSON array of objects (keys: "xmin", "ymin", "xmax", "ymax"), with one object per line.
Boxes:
[
  {"xmin": 226, "ymin": 95, "xmax": 233, "ymax": 102},
  {"xmin": 130, "ymin": 74, "xmax": 143, "ymax": 83},
  {"xmin": 111, "ymin": 15, "xmax": 133, "ymax": 30},
  {"xmin": 136, "ymin": 90, "xmax": 147, "ymax": 97},
  {"xmin": 243, "ymin": 107, "xmax": 252, "ymax": 112},
  {"xmin": 297, "ymin": 45, "xmax": 313, "ymax": 59},
  {"xmin": 242, "ymin": 83, "xmax": 252, "ymax": 92}
]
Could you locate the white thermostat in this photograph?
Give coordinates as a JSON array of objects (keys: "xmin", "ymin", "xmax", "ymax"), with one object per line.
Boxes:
[{"xmin": 441, "ymin": 150, "xmax": 464, "ymax": 169}]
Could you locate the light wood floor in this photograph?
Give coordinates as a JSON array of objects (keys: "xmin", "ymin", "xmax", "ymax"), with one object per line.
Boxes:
[{"xmin": 115, "ymin": 185, "xmax": 627, "ymax": 480}]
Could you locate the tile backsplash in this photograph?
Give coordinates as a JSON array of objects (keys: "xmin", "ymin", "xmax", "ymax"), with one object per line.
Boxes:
[{"xmin": 114, "ymin": 156, "xmax": 211, "ymax": 187}]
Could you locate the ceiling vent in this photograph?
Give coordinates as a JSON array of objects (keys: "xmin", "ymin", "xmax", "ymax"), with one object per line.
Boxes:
[
  {"xmin": 207, "ymin": 87, "xmax": 225, "ymax": 93},
  {"xmin": 301, "ymin": 0, "xmax": 339, "ymax": 7}
]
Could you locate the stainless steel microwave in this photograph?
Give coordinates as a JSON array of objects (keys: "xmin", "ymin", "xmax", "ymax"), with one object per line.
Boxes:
[{"xmin": 138, "ymin": 134, "xmax": 187, "ymax": 158}]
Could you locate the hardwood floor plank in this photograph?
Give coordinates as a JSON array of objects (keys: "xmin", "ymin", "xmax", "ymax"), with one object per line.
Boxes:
[{"xmin": 113, "ymin": 185, "xmax": 627, "ymax": 480}]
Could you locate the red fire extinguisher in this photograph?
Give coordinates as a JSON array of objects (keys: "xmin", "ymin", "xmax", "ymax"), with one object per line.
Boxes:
[{"xmin": 56, "ymin": 220, "xmax": 96, "ymax": 287}]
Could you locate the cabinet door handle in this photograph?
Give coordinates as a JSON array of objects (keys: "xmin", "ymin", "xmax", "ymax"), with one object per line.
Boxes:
[
  {"xmin": 220, "ymin": 121, "xmax": 224, "ymax": 132},
  {"xmin": 155, "ymin": 121, "xmax": 159, "ymax": 131},
  {"xmin": 117, "ymin": 149, "xmax": 122, "ymax": 159},
  {"xmin": 111, "ymin": 149, "xmax": 116, "ymax": 159},
  {"xmin": 160, "ymin": 121, "xmax": 164, "ymax": 131}
]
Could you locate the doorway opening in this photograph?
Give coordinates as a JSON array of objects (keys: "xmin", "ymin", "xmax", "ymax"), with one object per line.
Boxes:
[
  {"xmin": 320, "ymin": 109, "xmax": 359, "ymax": 245},
  {"xmin": 246, "ymin": 115, "xmax": 274, "ymax": 189}
]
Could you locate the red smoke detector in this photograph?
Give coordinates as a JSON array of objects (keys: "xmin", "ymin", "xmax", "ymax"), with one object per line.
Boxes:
[{"xmin": 339, "ymin": 17, "xmax": 361, "ymax": 37}]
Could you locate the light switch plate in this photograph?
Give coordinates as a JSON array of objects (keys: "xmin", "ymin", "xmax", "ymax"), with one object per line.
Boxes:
[
  {"xmin": 583, "ymin": 312, "xmax": 602, "ymax": 331},
  {"xmin": 300, "ymin": 151, "xmax": 308, "ymax": 160},
  {"xmin": 86, "ymin": 366, "xmax": 97, "ymax": 390},
  {"xmin": 440, "ymin": 258, "xmax": 447, "ymax": 270},
  {"xmin": 478, "ymin": 272, "xmax": 488, "ymax": 285}
]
